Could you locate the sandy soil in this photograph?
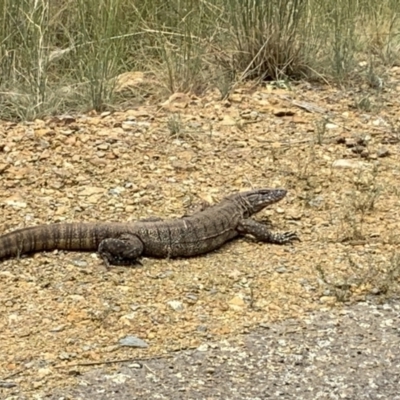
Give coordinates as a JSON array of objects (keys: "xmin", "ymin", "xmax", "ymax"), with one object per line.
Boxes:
[{"xmin": 1, "ymin": 75, "xmax": 400, "ymax": 397}]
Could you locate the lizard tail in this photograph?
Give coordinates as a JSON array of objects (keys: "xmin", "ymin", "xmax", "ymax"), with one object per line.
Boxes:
[{"xmin": 0, "ymin": 222, "xmax": 109, "ymax": 260}]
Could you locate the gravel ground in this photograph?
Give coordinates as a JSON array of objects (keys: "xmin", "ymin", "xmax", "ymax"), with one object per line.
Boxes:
[
  {"xmin": 2, "ymin": 81, "xmax": 400, "ymax": 399},
  {"xmin": 48, "ymin": 300, "xmax": 400, "ymax": 400}
]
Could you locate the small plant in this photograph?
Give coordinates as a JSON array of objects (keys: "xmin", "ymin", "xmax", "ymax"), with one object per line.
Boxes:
[
  {"xmin": 352, "ymin": 166, "xmax": 382, "ymax": 212},
  {"xmin": 366, "ymin": 62, "xmax": 384, "ymax": 90},
  {"xmin": 340, "ymin": 210, "xmax": 366, "ymax": 242},
  {"xmin": 74, "ymin": 0, "xmax": 125, "ymax": 111},
  {"xmin": 336, "ymin": 163, "xmax": 382, "ymax": 241},
  {"xmin": 0, "ymin": 0, "xmax": 52, "ymax": 119},
  {"xmin": 351, "ymin": 187, "xmax": 382, "ymax": 214},
  {"xmin": 218, "ymin": 0, "xmax": 311, "ymax": 81},
  {"xmin": 316, "ymin": 264, "xmax": 351, "ymax": 303},
  {"xmin": 315, "ymin": 249, "xmax": 400, "ymax": 303},
  {"xmin": 295, "ymin": 144, "xmax": 316, "ymax": 182},
  {"xmin": 314, "ymin": 118, "xmax": 328, "ymax": 145},
  {"xmin": 160, "ymin": 40, "xmax": 209, "ymax": 95},
  {"xmin": 167, "ymin": 113, "xmax": 183, "ymax": 137},
  {"xmin": 383, "ymin": 253, "xmax": 400, "ymax": 297},
  {"xmin": 356, "ymin": 96, "xmax": 373, "ymax": 112},
  {"xmin": 329, "ymin": 2, "xmax": 358, "ymax": 81},
  {"xmin": 214, "ymin": 69, "xmax": 235, "ymax": 100}
]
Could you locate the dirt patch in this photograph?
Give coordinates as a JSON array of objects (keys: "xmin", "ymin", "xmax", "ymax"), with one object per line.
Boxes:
[
  {"xmin": 49, "ymin": 300, "xmax": 400, "ymax": 400},
  {"xmin": 1, "ymin": 77, "xmax": 400, "ymax": 397}
]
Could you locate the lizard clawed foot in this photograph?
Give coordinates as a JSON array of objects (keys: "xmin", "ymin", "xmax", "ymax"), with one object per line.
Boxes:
[{"xmin": 276, "ymin": 231, "xmax": 300, "ymax": 244}]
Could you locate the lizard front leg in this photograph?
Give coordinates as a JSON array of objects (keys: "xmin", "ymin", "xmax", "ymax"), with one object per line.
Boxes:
[
  {"xmin": 237, "ymin": 219, "xmax": 299, "ymax": 244},
  {"xmin": 98, "ymin": 234, "xmax": 144, "ymax": 266}
]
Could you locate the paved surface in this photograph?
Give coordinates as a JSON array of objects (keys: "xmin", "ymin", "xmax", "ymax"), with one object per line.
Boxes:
[{"xmin": 48, "ymin": 300, "xmax": 400, "ymax": 400}]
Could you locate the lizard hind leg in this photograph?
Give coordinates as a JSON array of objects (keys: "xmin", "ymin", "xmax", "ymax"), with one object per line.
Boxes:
[{"xmin": 98, "ymin": 234, "xmax": 144, "ymax": 266}]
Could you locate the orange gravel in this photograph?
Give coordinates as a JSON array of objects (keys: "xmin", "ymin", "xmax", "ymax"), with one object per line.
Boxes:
[{"xmin": 1, "ymin": 75, "xmax": 400, "ymax": 396}]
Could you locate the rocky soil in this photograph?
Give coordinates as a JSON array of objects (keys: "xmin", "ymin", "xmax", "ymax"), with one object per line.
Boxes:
[{"xmin": 1, "ymin": 72, "xmax": 400, "ymax": 397}]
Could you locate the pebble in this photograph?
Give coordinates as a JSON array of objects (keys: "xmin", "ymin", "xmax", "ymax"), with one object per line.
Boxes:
[
  {"xmin": 332, "ymin": 159, "xmax": 366, "ymax": 169},
  {"xmin": 119, "ymin": 335, "xmax": 149, "ymax": 348},
  {"xmin": 196, "ymin": 343, "xmax": 209, "ymax": 352},
  {"xmin": 326, "ymin": 123, "xmax": 338, "ymax": 129},
  {"xmin": 168, "ymin": 300, "xmax": 184, "ymax": 311},
  {"xmin": 377, "ymin": 147, "xmax": 390, "ymax": 158}
]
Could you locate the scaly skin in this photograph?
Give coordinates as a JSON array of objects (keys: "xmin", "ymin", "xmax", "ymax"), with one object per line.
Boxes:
[{"xmin": 0, "ymin": 188, "xmax": 299, "ymax": 266}]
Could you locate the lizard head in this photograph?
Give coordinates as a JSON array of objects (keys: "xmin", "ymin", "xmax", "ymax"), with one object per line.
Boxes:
[{"xmin": 233, "ymin": 188, "xmax": 288, "ymax": 216}]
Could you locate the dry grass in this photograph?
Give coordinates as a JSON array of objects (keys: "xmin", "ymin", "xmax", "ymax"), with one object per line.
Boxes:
[{"xmin": 0, "ymin": 0, "xmax": 400, "ymax": 119}]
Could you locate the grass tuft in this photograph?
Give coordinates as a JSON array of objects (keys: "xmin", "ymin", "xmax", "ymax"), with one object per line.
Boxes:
[{"xmin": 0, "ymin": 0, "xmax": 399, "ymax": 119}]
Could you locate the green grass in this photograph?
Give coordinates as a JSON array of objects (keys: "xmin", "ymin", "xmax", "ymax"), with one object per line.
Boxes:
[{"xmin": 0, "ymin": 0, "xmax": 399, "ymax": 120}]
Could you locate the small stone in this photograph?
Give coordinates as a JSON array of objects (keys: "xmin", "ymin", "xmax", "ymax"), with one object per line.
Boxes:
[
  {"xmin": 59, "ymin": 352, "xmax": 76, "ymax": 360},
  {"xmin": 78, "ymin": 186, "xmax": 105, "ymax": 196},
  {"xmin": 197, "ymin": 325, "xmax": 208, "ymax": 332},
  {"xmin": 0, "ymin": 381, "xmax": 17, "ymax": 388},
  {"xmin": 72, "ymin": 259, "xmax": 88, "ymax": 268},
  {"xmin": 228, "ymin": 296, "xmax": 245, "ymax": 311},
  {"xmin": 332, "ymin": 159, "xmax": 366, "ymax": 169},
  {"xmin": 229, "ymin": 94, "xmax": 242, "ymax": 103},
  {"xmin": 308, "ymin": 195, "xmax": 324, "ymax": 207},
  {"xmin": 167, "ymin": 300, "xmax": 184, "ymax": 311},
  {"xmin": 241, "ymin": 111, "xmax": 259, "ymax": 120},
  {"xmin": 360, "ymin": 149, "xmax": 370, "ymax": 158},
  {"xmin": 371, "ymin": 287, "xmax": 383, "ymax": 295},
  {"xmin": 229, "ymin": 296, "xmax": 245, "ymax": 306},
  {"xmin": 185, "ymin": 293, "xmax": 198, "ymax": 303},
  {"xmin": 119, "ymin": 335, "xmax": 149, "ymax": 348},
  {"xmin": 287, "ymin": 211, "xmax": 302, "ymax": 220},
  {"xmin": 49, "ymin": 324, "xmax": 66, "ymax": 333},
  {"xmin": 377, "ymin": 147, "xmax": 390, "ymax": 158},
  {"xmin": 37, "ymin": 367, "xmax": 52, "ymax": 378},
  {"xmin": 60, "ymin": 129, "xmax": 74, "ymax": 136},
  {"xmin": 119, "ymin": 313, "xmax": 136, "ymax": 325},
  {"xmin": 4, "ymin": 195, "xmax": 27, "ymax": 208},
  {"xmin": 351, "ymin": 145, "xmax": 365, "ymax": 155},
  {"xmin": 344, "ymin": 138, "xmax": 358, "ymax": 147},
  {"xmin": 122, "ymin": 121, "xmax": 137, "ymax": 130},
  {"xmin": 128, "ymin": 363, "xmax": 142, "ymax": 369},
  {"xmin": 325, "ymin": 123, "xmax": 338, "ymax": 129},
  {"xmin": 197, "ymin": 343, "xmax": 209, "ymax": 352},
  {"xmin": 319, "ymin": 296, "xmax": 336, "ymax": 304},
  {"xmin": 109, "ymin": 186, "xmax": 125, "ymax": 196},
  {"xmin": 220, "ymin": 116, "xmax": 236, "ymax": 126},
  {"xmin": 273, "ymin": 109, "xmax": 295, "ymax": 117},
  {"xmin": 68, "ymin": 295, "xmax": 85, "ymax": 302},
  {"xmin": 372, "ymin": 118, "xmax": 385, "ymax": 126},
  {"xmin": 0, "ymin": 163, "xmax": 9, "ymax": 173}
]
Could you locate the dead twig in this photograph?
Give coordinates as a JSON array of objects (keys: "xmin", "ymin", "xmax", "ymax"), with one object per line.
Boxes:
[{"xmin": 60, "ymin": 353, "xmax": 175, "ymax": 368}]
